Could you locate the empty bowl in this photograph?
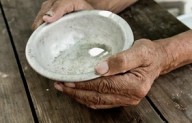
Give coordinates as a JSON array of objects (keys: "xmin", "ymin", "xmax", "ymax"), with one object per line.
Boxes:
[{"xmin": 26, "ymin": 10, "xmax": 134, "ymax": 82}]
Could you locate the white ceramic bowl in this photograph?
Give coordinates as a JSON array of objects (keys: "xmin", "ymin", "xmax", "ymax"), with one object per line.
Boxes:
[{"xmin": 26, "ymin": 10, "xmax": 134, "ymax": 82}]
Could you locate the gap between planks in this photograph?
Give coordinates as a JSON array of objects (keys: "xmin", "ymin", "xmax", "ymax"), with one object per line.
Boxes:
[{"xmin": 0, "ymin": 1, "xmax": 39, "ymax": 123}]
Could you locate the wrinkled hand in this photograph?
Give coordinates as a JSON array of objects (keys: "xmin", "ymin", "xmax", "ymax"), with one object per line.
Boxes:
[
  {"xmin": 55, "ymin": 39, "xmax": 169, "ymax": 109},
  {"xmin": 32, "ymin": 0, "xmax": 93, "ymax": 30}
]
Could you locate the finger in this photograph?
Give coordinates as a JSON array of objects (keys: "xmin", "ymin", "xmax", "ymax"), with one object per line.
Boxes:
[
  {"xmin": 58, "ymin": 84, "xmax": 138, "ymax": 106},
  {"xmin": 74, "ymin": 98, "xmax": 121, "ymax": 109},
  {"xmin": 75, "ymin": 97, "xmax": 122, "ymax": 109},
  {"xmin": 43, "ymin": 0, "xmax": 66, "ymax": 23},
  {"xmin": 32, "ymin": 0, "xmax": 54, "ymax": 30},
  {"xmin": 61, "ymin": 74, "xmax": 137, "ymax": 96},
  {"xmin": 64, "ymin": 75, "xmax": 146, "ymax": 100},
  {"xmin": 54, "ymin": 82, "xmax": 63, "ymax": 91},
  {"xmin": 43, "ymin": 0, "xmax": 93, "ymax": 23},
  {"xmin": 95, "ymin": 47, "xmax": 144, "ymax": 76},
  {"xmin": 63, "ymin": 76, "xmax": 123, "ymax": 94}
]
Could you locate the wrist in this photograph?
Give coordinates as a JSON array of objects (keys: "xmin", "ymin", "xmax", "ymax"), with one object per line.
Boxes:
[{"xmin": 156, "ymin": 30, "xmax": 192, "ymax": 74}]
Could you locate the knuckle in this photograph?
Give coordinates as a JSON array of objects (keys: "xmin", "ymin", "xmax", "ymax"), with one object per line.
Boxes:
[
  {"xmin": 97, "ymin": 78, "xmax": 110, "ymax": 93},
  {"xmin": 85, "ymin": 83, "xmax": 92, "ymax": 90},
  {"xmin": 115, "ymin": 53, "xmax": 127, "ymax": 71},
  {"xmin": 97, "ymin": 78, "xmax": 118, "ymax": 94},
  {"xmin": 79, "ymin": 96, "xmax": 89, "ymax": 106},
  {"xmin": 107, "ymin": 78, "xmax": 121, "ymax": 94},
  {"xmin": 90, "ymin": 93, "xmax": 102, "ymax": 105},
  {"xmin": 84, "ymin": 82, "xmax": 93, "ymax": 90},
  {"xmin": 130, "ymin": 70, "xmax": 151, "ymax": 98},
  {"xmin": 138, "ymin": 74, "xmax": 147, "ymax": 82},
  {"xmin": 131, "ymin": 69, "xmax": 147, "ymax": 82},
  {"xmin": 135, "ymin": 85, "xmax": 149, "ymax": 98}
]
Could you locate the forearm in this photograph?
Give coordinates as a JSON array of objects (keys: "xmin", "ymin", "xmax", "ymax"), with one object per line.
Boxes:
[
  {"xmin": 157, "ymin": 30, "xmax": 192, "ymax": 74},
  {"xmin": 86, "ymin": 0, "xmax": 138, "ymax": 13}
]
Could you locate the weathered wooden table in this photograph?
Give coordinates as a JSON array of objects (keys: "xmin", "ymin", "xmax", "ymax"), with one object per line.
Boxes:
[{"xmin": 0, "ymin": 0, "xmax": 192, "ymax": 122}]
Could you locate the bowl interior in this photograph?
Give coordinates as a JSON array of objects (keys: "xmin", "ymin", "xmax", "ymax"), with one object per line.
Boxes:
[{"xmin": 26, "ymin": 10, "xmax": 134, "ymax": 81}]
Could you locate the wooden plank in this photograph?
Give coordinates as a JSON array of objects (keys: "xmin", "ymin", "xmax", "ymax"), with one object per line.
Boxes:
[
  {"xmin": 0, "ymin": 7, "xmax": 34, "ymax": 123},
  {"xmin": 1, "ymin": 0, "xmax": 164, "ymax": 122},
  {"xmin": 120, "ymin": 0, "xmax": 192, "ymax": 122}
]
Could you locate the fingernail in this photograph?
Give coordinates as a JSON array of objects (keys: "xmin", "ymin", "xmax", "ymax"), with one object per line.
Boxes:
[
  {"xmin": 54, "ymin": 83, "xmax": 63, "ymax": 91},
  {"xmin": 95, "ymin": 61, "xmax": 109, "ymax": 75},
  {"xmin": 64, "ymin": 83, "xmax": 75, "ymax": 88},
  {"xmin": 44, "ymin": 10, "xmax": 54, "ymax": 17}
]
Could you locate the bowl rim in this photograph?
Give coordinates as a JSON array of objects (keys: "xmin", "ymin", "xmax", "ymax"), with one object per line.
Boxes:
[{"xmin": 26, "ymin": 10, "xmax": 134, "ymax": 82}]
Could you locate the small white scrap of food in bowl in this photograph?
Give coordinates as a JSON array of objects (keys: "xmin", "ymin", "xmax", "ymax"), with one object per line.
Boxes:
[{"xmin": 25, "ymin": 10, "xmax": 134, "ymax": 82}]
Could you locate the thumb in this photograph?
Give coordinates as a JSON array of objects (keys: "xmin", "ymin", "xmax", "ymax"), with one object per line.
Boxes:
[
  {"xmin": 42, "ymin": 1, "xmax": 69, "ymax": 23},
  {"xmin": 95, "ymin": 49, "xmax": 143, "ymax": 76},
  {"xmin": 43, "ymin": 0, "xmax": 93, "ymax": 23}
]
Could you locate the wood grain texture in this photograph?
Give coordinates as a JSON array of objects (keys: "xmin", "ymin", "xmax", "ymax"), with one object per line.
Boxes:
[
  {"xmin": 120, "ymin": 0, "xmax": 192, "ymax": 122},
  {"xmin": 0, "ymin": 9, "xmax": 34, "ymax": 123},
  {"xmin": 1, "ymin": 0, "xmax": 164, "ymax": 122}
]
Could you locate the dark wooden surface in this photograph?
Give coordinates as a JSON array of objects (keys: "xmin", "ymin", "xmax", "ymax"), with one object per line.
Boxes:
[
  {"xmin": 0, "ymin": 9, "xmax": 33, "ymax": 123},
  {"xmin": 0, "ymin": 0, "xmax": 192, "ymax": 122}
]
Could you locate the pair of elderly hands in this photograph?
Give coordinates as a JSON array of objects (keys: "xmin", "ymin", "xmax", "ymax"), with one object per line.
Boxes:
[{"xmin": 32, "ymin": 0, "xmax": 174, "ymax": 109}]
